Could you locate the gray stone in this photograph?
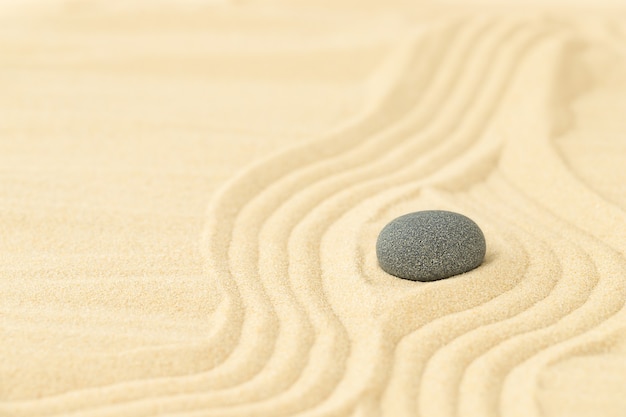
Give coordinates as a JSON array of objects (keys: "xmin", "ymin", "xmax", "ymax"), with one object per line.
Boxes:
[{"xmin": 376, "ymin": 210, "xmax": 486, "ymax": 282}]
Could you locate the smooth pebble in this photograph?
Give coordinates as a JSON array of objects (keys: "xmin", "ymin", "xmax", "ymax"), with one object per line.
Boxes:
[{"xmin": 376, "ymin": 210, "xmax": 486, "ymax": 282}]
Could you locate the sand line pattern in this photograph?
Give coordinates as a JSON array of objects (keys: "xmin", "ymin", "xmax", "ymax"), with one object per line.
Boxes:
[
  {"xmin": 4, "ymin": 11, "xmax": 626, "ymax": 417},
  {"xmin": 364, "ymin": 35, "xmax": 588, "ymax": 416},
  {"xmin": 193, "ymin": 15, "xmax": 560, "ymax": 416}
]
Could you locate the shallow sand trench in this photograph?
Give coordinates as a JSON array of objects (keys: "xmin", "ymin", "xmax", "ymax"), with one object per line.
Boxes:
[{"xmin": 1, "ymin": 1, "xmax": 626, "ymax": 416}]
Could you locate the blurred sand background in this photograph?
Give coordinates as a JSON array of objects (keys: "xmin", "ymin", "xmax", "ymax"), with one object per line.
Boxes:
[{"xmin": 1, "ymin": 1, "xmax": 626, "ymax": 416}]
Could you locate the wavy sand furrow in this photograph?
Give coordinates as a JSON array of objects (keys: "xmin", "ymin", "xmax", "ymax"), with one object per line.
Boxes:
[
  {"xmin": 172, "ymin": 19, "xmax": 515, "ymax": 417},
  {"xmin": 279, "ymin": 27, "xmax": 560, "ymax": 417},
  {"xmin": 0, "ymin": 18, "xmax": 394, "ymax": 417},
  {"xmin": 3, "ymin": 17, "xmax": 454, "ymax": 417},
  {"xmin": 214, "ymin": 19, "xmax": 561, "ymax": 417},
  {"xmin": 201, "ymin": 17, "xmax": 626, "ymax": 417},
  {"xmin": 72, "ymin": 16, "xmax": 564, "ymax": 416},
  {"xmin": 388, "ymin": 34, "xmax": 624, "ymax": 415},
  {"xmin": 367, "ymin": 181, "xmax": 566, "ymax": 416},
  {"xmin": 184, "ymin": 21, "xmax": 462, "ymax": 410},
  {"xmin": 503, "ymin": 300, "xmax": 626, "ymax": 417},
  {"xmin": 316, "ymin": 22, "xmax": 600, "ymax": 416},
  {"xmin": 3, "ymin": 5, "xmax": 626, "ymax": 417},
  {"xmin": 450, "ymin": 180, "xmax": 602, "ymax": 417},
  {"xmin": 456, "ymin": 27, "xmax": 626, "ymax": 417},
  {"xmin": 3, "ymin": 17, "xmax": 456, "ymax": 417},
  {"xmin": 304, "ymin": 28, "xmax": 568, "ymax": 416},
  {"xmin": 160, "ymin": 15, "xmax": 508, "ymax": 410},
  {"xmin": 140, "ymin": 17, "xmax": 584, "ymax": 416},
  {"xmin": 174, "ymin": 20, "xmax": 560, "ymax": 417},
  {"xmin": 193, "ymin": 27, "xmax": 439, "ymax": 392},
  {"xmin": 459, "ymin": 176, "xmax": 626, "ymax": 417},
  {"xmin": 402, "ymin": 37, "xmax": 602, "ymax": 416},
  {"xmin": 490, "ymin": 35, "xmax": 626, "ymax": 417},
  {"xmin": 4, "ymin": 6, "xmax": 396, "ymax": 413},
  {"xmin": 376, "ymin": 191, "xmax": 541, "ymax": 417}
]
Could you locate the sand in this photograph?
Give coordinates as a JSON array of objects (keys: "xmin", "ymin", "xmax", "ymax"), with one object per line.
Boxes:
[{"xmin": 1, "ymin": 1, "xmax": 626, "ymax": 416}]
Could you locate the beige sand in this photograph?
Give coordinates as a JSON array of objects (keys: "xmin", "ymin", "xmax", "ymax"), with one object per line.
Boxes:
[{"xmin": 1, "ymin": 1, "xmax": 626, "ymax": 416}]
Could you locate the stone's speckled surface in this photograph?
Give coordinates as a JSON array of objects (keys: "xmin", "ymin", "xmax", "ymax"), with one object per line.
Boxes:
[{"xmin": 376, "ymin": 210, "xmax": 486, "ymax": 282}]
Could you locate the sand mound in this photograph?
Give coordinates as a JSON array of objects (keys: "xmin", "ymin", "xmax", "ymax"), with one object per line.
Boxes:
[{"xmin": 2, "ymin": 2, "xmax": 626, "ymax": 416}]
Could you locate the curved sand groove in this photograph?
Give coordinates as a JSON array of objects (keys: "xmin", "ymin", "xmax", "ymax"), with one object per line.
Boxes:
[
  {"xmin": 268, "ymin": 17, "xmax": 620, "ymax": 416},
  {"xmin": 458, "ymin": 179, "xmax": 626, "ymax": 417},
  {"xmin": 182, "ymin": 15, "xmax": 528, "ymax": 410},
  {"xmin": 441, "ymin": 37, "xmax": 626, "ymax": 417},
  {"xmin": 26, "ymin": 13, "xmax": 560, "ymax": 416},
  {"xmin": 239, "ymin": 17, "xmax": 620, "ymax": 416},
  {"xmin": 188, "ymin": 18, "xmax": 562, "ymax": 417},
  {"xmin": 161, "ymin": 17, "xmax": 516, "ymax": 416},
  {"xmin": 2, "ymin": 8, "xmax": 456, "ymax": 416},
  {"xmin": 375, "ymin": 38, "xmax": 601, "ymax": 417},
  {"xmin": 312, "ymin": 27, "xmax": 576, "ymax": 414},
  {"xmin": 375, "ymin": 33, "xmax": 626, "ymax": 417},
  {"xmin": 174, "ymin": 17, "xmax": 580, "ymax": 416},
  {"xmin": 4, "ymin": 17, "xmax": 588, "ymax": 416},
  {"xmin": 270, "ymin": 24, "xmax": 564, "ymax": 416},
  {"xmin": 377, "ymin": 194, "xmax": 549, "ymax": 417},
  {"xmin": 3, "ymin": 6, "xmax": 626, "ymax": 417},
  {"xmin": 427, "ymin": 182, "xmax": 603, "ymax": 417},
  {"xmin": 1, "ymin": 1, "xmax": 401, "ymax": 411},
  {"xmin": 4, "ymin": 14, "xmax": 464, "ymax": 416}
]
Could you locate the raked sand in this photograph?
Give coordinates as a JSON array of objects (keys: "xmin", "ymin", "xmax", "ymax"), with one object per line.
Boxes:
[{"xmin": 1, "ymin": 1, "xmax": 626, "ymax": 416}]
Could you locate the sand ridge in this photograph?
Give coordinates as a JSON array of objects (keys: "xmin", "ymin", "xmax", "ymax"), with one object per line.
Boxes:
[{"xmin": 1, "ymin": 2, "xmax": 626, "ymax": 417}]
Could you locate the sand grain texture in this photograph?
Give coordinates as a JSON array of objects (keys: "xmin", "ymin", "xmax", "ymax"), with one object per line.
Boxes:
[{"xmin": 1, "ymin": 1, "xmax": 626, "ymax": 416}]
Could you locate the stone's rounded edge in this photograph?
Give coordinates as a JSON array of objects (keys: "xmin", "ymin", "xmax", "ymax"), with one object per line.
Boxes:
[
  {"xmin": 375, "ymin": 213, "xmax": 426, "ymax": 281},
  {"xmin": 375, "ymin": 210, "xmax": 487, "ymax": 282}
]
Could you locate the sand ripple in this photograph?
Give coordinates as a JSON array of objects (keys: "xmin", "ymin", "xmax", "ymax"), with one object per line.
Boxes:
[{"xmin": 2, "ymin": 4, "xmax": 626, "ymax": 417}]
